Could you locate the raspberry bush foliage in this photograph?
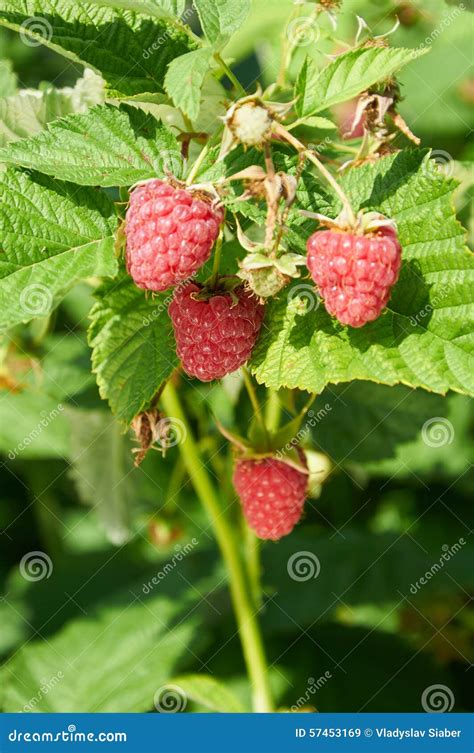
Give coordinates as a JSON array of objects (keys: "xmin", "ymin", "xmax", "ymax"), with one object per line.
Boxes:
[{"xmin": 0, "ymin": 0, "xmax": 472, "ymax": 715}]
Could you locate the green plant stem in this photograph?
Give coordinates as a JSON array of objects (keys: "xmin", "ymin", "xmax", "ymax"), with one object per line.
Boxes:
[
  {"xmin": 160, "ymin": 382, "xmax": 273, "ymax": 712},
  {"xmin": 209, "ymin": 220, "xmax": 225, "ymax": 289},
  {"xmin": 242, "ymin": 367, "xmax": 269, "ymax": 444},
  {"xmin": 245, "ymin": 525, "xmax": 263, "ymax": 609},
  {"xmin": 186, "ymin": 141, "xmax": 211, "ymax": 185},
  {"xmin": 264, "ymin": 389, "xmax": 282, "ymax": 433},
  {"xmin": 274, "ymin": 123, "xmax": 356, "ymax": 225},
  {"xmin": 214, "ymin": 53, "xmax": 246, "ymax": 97},
  {"xmin": 276, "ymin": 4, "xmax": 300, "ymax": 89}
]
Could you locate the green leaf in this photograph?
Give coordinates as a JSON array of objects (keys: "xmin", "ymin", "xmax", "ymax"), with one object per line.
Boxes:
[
  {"xmin": 296, "ymin": 46, "xmax": 428, "ymax": 116},
  {"xmin": 295, "ymin": 56, "xmax": 318, "ymax": 119},
  {"xmin": 194, "ymin": 0, "xmax": 251, "ymax": 48},
  {"xmin": 164, "ymin": 48, "xmax": 213, "ymax": 121},
  {"xmin": 0, "ymin": 568, "xmax": 212, "ymax": 712},
  {"xmin": 0, "ymin": 69, "xmax": 104, "ymax": 147},
  {"xmin": 73, "ymin": 0, "xmax": 186, "ymax": 18},
  {"xmin": 299, "ymin": 116, "xmax": 337, "ymax": 130},
  {"xmin": 0, "ymin": 391, "xmax": 70, "ymax": 459},
  {"xmin": 250, "ymin": 150, "xmax": 474, "ymax": 397},
  {"xmin": 0, "ymin": 104, "xmax": 183, "ymax": 185},
  {"xmin": 169, "ymin": 674, "xmax": 245, "ymax": 712},
  {"xmin": 0, "ymin": 59, "xmax": 17, "ymax": 97},
  {"xmin": 310, "ymin": 383, "xmax": 449, "ymax": 464},
  {"xmin": 0, "ymin": 169, "xmax": 118, "ymax": 331},
  {"xmin": 0, "ymin": 0, "xmax": 194, "ymax": 96},
  {"xmin": 88, "ymin": 275, "xmax": 178, "ymax": 423},
  {"xmin": 262, "ymin": 526, "xmax": 473, "ymax": 633},
  {"xmin": 361, "ymin": 393, "xmax": 473, "ymax": 479}
]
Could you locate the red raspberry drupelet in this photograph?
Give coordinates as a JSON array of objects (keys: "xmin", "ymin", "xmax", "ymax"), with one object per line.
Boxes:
[
  {"xmin": 125, "ymin": 180, "xmax": 223, "ymax": 292},
  {"xmin": 168, "ymin": 283, "xmax": 264, "ymax": 382},
  {"xmin": 306, "ymin": 228, "xmax": 402, "ymax": 328},
  {"xmin": 233, "ymin": 457, "xmax": 308, "ymax": 540}
]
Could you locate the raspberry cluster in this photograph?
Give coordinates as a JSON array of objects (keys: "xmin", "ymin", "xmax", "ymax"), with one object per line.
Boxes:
[
  {"xmin": 125, "ymin": 180, "xmax": 223, "ymax": 292},
  {"xmin": 168, "ymin": 283, "xmax": 264, "ymax": 382},
  {"xmin": 306, "ymin": 228, "xmax": 401, "ymax": 328},
  {"xmin": 233, "ymin": 457, "xmax": 308, "ymax": 540}
]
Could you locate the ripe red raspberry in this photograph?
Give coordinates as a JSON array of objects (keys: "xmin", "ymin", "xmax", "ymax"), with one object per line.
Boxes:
[
  {"xmin": 168, "ymin": 282, "xmax": 264, "ymax": 382},
  {"xmin": 233, "ymin": 457, "xmax": 307, "ymax": 540},
  {"xmin": 125, "ymin": 180, "xmax": 223, "ymax": 291},
  {"xmin": 306, "ymin": 228, "xmax": 401, "ymax": 328}
]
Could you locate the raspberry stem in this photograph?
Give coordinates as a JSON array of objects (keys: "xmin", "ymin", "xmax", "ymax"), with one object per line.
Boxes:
[
  {"xmin": 274, "ymin": 124, "xmax": 357, "ymax": 226},
  {"xmin": 209, "ymin": 219, "xmax": 225, "ymax": 289},
  {"xmin": 213, "ymin": 53, "xmax": 247, "ymax": 97},
  {"xmin": 264, "ymin": 389, "xmax": 282, "ymax": 433},
  {"xmin": 244, "ymin": 526, "xmax": 263, "ymax": 609},
  {"xmin": 160, "ymin": 381, "xmax": 274, "ymax": 712},
  {"xmin": 242, "ymin": 367, "xmax": 270, "ymax": 446},
  {"xmin": 185, "ymin": 141, "xmax": 211, "ymax": 185}
]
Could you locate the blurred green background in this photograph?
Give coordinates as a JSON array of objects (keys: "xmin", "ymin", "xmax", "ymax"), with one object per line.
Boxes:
[{"xmin": 0, "ymin": 0, "xmax": 472, "ymax": 713}]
